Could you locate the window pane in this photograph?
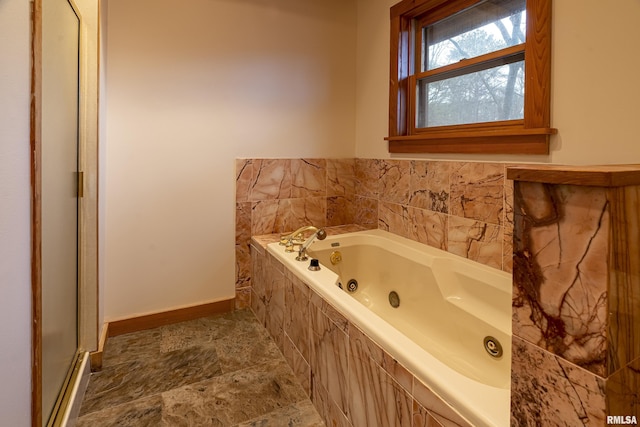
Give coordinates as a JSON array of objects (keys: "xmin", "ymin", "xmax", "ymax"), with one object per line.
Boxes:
[
  {"xmin": 417, "ymin": 60, "xmax": 524, "ymax": 128},
  {"xmin": 424, "ymin": 0, "xmax": 526, "ymax": 71}
]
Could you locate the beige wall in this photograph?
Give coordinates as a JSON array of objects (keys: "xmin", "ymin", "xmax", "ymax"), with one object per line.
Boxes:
[
  {"xmin": 104, "ymin": 0, "xmax": 357, "ymax": 320},
  {"xmin": 105, "ymin": 0, "xmax": 640, "ymax": 320},
  {"xmin": 355, "ymin": 0, "xmax": 395, "ymax": 160},
  {"xmin": 355, "ymin": 0, "xmax": 640, "ymax": 165},
  {"xmin": 0, "ymin": 0, "xmax": 33, "ymax": 424},
  {"xmin": 550, "ymin": 0, "xmax": 640, "ymax": 165}
]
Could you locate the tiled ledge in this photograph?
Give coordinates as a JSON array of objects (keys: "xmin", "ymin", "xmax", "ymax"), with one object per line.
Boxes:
[
  {"xmin": 250, "ymin": 224, "xmax": 367, "ymax": 251},
  {"xmin": 510, "ymin": 166, "xmax": 640, "ymax": 424},
  {"xmin": 507, "ymin": 164, "xmax": 640, "ymax": 186}
]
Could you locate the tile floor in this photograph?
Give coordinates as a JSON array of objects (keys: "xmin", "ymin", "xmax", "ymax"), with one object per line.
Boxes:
[{"xmin": 77, "ymin": 309, "xmax": 325, "ymax": 426}]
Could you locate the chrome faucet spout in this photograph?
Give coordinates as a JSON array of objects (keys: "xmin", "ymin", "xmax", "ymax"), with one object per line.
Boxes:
[{"xmin": 296, "ymin": 228, "xmax": 327, "ymax": 261}]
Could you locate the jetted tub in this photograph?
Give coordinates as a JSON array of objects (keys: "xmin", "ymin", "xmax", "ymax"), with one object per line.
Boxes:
[{"xmin": 267, "ymin": 228, "xmax": 511, "ymax": 427}]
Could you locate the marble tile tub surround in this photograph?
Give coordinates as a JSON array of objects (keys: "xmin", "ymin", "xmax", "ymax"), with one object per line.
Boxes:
[
  {"xmin": 250, "ymin": 238, "xmax": 472, "ymax": 427},
  {"xmin": 236, "ymin": 158, "xmax": 516, "ymax": 307},
  {"xmin": 235, "ymin": 158, "xmax": 358, "ymax": 308},
  {"xmin": 77, "ymin": 309, "xmax": 325, "ymax": 426},
  {"xmin": 508, "ymin": 165, "xmax": 640, "ymax": 425}
]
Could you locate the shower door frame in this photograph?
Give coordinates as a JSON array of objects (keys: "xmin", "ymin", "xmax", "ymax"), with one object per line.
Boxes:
[{"xmin": 30, "ymin": 0, "xmax": 100, "ymax": 425}]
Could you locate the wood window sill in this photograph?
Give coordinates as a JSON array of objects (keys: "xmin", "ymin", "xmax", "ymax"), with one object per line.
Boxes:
[{"xmin": 386, "ymin": 127, "xmax": 557, "ymax": 154}]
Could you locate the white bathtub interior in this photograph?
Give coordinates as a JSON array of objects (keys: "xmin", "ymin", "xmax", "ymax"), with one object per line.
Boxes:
[{"xmin": 309, "ymin": 240, "xmax": 511, "ymax": 386}]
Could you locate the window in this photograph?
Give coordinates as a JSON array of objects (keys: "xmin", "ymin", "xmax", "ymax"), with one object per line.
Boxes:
[{"xmin": 387, "ymin": 0, "xmax": 556, "ymax": 154}]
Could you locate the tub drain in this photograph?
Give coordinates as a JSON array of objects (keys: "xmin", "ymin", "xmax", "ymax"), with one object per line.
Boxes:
[
  {"xmin": 483, "ymin": 336, "xmax": 503, "ymax": 358},
  {"xmin": 346, "ymin": 279, "xmax": 358, "ymax": 292},
  {"xmin": 388, "ymin": 291, "xmax": 400, "ymax": 308}
]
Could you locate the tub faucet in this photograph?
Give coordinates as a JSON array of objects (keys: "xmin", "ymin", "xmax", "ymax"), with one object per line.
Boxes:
[
  {"xmin": 296, "ymin": 228, "xmax": 327, "ymax": 261},
  {"xmin": 280, "ymin": 225, "xmax": 321, "ymax": 252}
]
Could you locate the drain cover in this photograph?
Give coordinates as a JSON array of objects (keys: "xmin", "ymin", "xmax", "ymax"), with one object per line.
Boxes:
[{"xmin": 388, "ymin": 291, "xmax": 400, "ymax": 308}]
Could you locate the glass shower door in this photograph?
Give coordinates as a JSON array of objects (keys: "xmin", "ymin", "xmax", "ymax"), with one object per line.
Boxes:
[{"xmin": 40, "ymin": 0, "xmax": 80, "ymax": 423}]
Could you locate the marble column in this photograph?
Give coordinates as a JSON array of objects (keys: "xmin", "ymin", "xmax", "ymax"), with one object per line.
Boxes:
[{"xmin": 508, "ymin": 165, "xmax": 640, "ymax": 426}]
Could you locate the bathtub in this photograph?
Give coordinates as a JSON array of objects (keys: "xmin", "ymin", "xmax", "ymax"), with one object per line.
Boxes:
[{"xmin": 267, "ymin": 228, "xmax": 511, "ymax": 427}]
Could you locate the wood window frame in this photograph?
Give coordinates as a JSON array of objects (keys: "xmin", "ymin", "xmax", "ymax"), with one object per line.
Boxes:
[{"xmin": 387, "ymin": 0, "xmax": 556, "ymax": 154}]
